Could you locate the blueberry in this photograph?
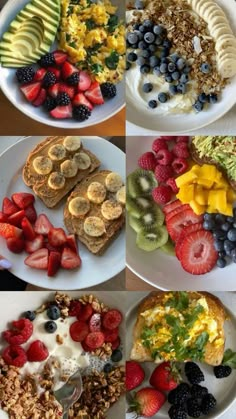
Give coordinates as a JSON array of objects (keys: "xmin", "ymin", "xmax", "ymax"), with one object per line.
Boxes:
[
  {"xmin": 180, "ymin": 74, "xmax": 189, "ymax": 83},
  {"xmin": 153, "ymin": 25, "xmax": 165, "ymax": 36},
  {"xmin": 215, "ymin": 214, "xmax": 226, "ymax": 224},
  {"xmin": 213, "ymin": 230, "xmax": 226, "ymax": 240},
  {"xmin": 183, "ymin": 65, "xmax": 191, "ymax": 74},
  {"xmin": 204, "ymin": 213, "xmax": 215, "ymax": 221},
  {"xmin": 153, "ymin": 66, "xmax": 161, "ymax": 76},
  {"xmin": 203, "ymin": 220, "xmax": 215, "ymax": 230},
  {"xmin": 161, "ymin": 57, "xmax": 169, "ymax": 64},
  {"xmin": 165, "ymin": 74, "xmax": 172, "ymax": 83},
  {"xmin": 193, "ymin": 101, "xmax": 204, "ymax": 112},
  {"xmin": 103, "ymin": 363, "xmax": 113, "ymax": 373},
  {"xmin": 169, "ymin": 53, "xmax": 179, "ymax": 63},
  {"xmin": 47, "ymin": 305, "xmax": 61, "ymax": 320},
  {"xmin": 177, "ymin": 83, "xmax": 187, "ymax": 94},
  {"xmin": 169, "ymin": 85, "xmax": 178, "ymax": 95},
  {"xmin": 221, "ymin": 222, "xmax": 231, "ymax": 232},
  {"xmin": 162, "ymin": 39, "xmax": 172, "ymax": 49},
  {"xmin": 111, "ymin": 349, "xmax": 122, "ymax": 363},
  {"xmin": 134, "ymin": 30, "xmax": 144, "ymax": 40},
  {"xmin": 45, "ymin": 320, "xmax": 57, "ymax": 333},
  {"xmin": 143, "ymin": 20, "xmax": 153, "ymax": 29},
  {"xmin": 218, "ymin": 251, "xmax": 226, "ymax": 258},
  {"xmin": 231, "ymin": 248, "xmax": 236, "ymax": 262},
  {"xmin": 135, "ymin": 0, "xmax": 145, "ymax": 9},
  {"xmin": 149, "ymin": 56, "xmax": 159, "ymax": 67},
  {"xmin": 155, "ymin": 36, "xmax": 163, "ymax": 46},
  {"xmin": 148, "ymin": 44, "xmax": 156, "ymax": 53},
  {"xmin": 209, "ymin": 93, "xmax": 218, "ymax": 104},
  {"xmin": 148, "ymin": 99, "xmax": 158, "ymax": 108},
  {"xmin": 214, "ymin": 240, "xmax": 225, "ymax": 252},
  {"xmin": 133, "ymin": 23, "xmax": 140, "ymax": 30},
  {"xmin": 143, "ymin": 83, "xmax": 153, "ymax": 93},
  {"xmin": 140, "ymin": 64, "xmax": 150, "ymax": 74},
  {"xmin": 144, "ymin": 32, "xmax": 155, "ymax": 44},
  {"xmin": 227, "ymin": 216, "xmax": 234, "ymax": 224},
  {"xmin": 233, "ymin": 208, "xmax": 236, "ymax": 218},
  {"xmin": 168, "ymin": 62, "xmax": 176, "ymax": 73},
  {"xmin": 201, "ymin": 62, "xmax": 211, "ymax": 73},
  {"xmin": 126, "ymin": 61, "xmax": 131, "ymax": 70},
  {"xmin": 224, "ymin": 240, "xmax": 235, "ymax": 253},
  {"xmin": 176, "ymin": 58, "xmax": 186, "ymax": 70},
  {"xmin": 217, "ymin": 258, "xmax": 227, "ymax": 268},
  {"xmin": 160, "ymin": 63, "xmax": 168, "ymax": 74},
  {"xmin": 141, "ymin": 49, "xmax": 151, "ymax": 58},
  {"xmin": 127, "ymin": 52, "xmax": 137, "ymax": 62},
  {"xmin": 199, "ymin": 93, "xmax": 208, "ymax": 103},
  {"xmin": 172, "ymin": 71, "xmax": 180, "ymax": 81},
  {"xmin": 24, "ymin": 310, "xmax": 36, "ymax": 321},
  {"xmin": 139, "ymin": 25, "xmax": 145, "ymax": 33},
  {"xmin": 160, "ymin": 48, "xmax": 169, "ymax": 58},
  {"xmin": 158, "ymin": 92, "xmax": 168, "ymax": 103},
  {"xmin": 127, "ymin": 32, "xmax": 139, "ymax": 45},
  {"xmin": 227, "ymin": 228, "xmax": 236, "ymax": 242},
  {"xmin": 137, "ymin": 56, "xmax": 146, "ymax": 66},
  {"xmin": 138, "ymin": 40, "xmax": 148, "ymax": 49}
]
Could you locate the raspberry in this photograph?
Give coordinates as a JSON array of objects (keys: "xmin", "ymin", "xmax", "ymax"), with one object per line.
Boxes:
[
  {"xmin": 173, "ymin": 143, "xmax": 189, "ymax": 158},
  {"xmin": 156, "ymin": 148, "xmax": 174, "ymax": 165},
  {"xmin": 176, "ymin": 136, "xmax": 190, "ymax": 143},
  {"xmin": 69, "ymin": 300, "xmax": 82, "ymax": 316},
  {"xmin": 2, "ymin": 345, "xmax": 27, "ymax": 367},
  {"xmin": 3, "ymin": 318, "xmax": 33, "ymax": 345},
  {"xmin": 152, "ymin": 185, "xmax": 172, "ymax": 205},
  {"xmin": 161, "ymin": 136, "xmax": 177, "ymax": 141},
  {"xmin": 152, "ymin": 138, "xmax": 168, "ymax": 154},
  {"xmin": 138, "ymin": 152, "xmax": 156, "ymax": 171},
  {"xmin": 27, "ymin": 340, "xmax": 49, "ymax": 362},
  {"xmin": 166, "ymin": 178, "xmax": 179, "ymax": 194},
  {"xmin": 155, "ymin": 165, "xmax": 173, "ymax": 183},
  {"xmin": 172, "ymin": 158, "xmax": 188, "ymax": 174}
]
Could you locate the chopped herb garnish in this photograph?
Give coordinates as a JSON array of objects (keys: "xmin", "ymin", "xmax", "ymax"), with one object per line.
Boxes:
[
  {"xmin": 107, "ymin": 14, "xmax": 119, "ymax": 33},
  {"xmin": 91, "ymin": 63, "xmax": 104, "ymax": 74},
  {"xmin": 105, "ymin": 51, "xmax": 119, "ymax": 70},
  {"xmin": 69, "ymin": 42, "xmax": 77, "ymax": 49},
  {"xmin": 86, "ymin": 19, "xmax": 96, "ymax": 30},
  {"xmin": 165, "ymin": 292, "xmax": 189, "ymax": 311},
  {"xmin": 66, "ymin": 33, "xmax": 71, "ymax": 42},
  {"xmin": 222, "ymin": 349, "xmax": 236, "ymax": 368},
  {"xmin": 184, "ymin": 304, "xmax": 204, "ymax": 328}
]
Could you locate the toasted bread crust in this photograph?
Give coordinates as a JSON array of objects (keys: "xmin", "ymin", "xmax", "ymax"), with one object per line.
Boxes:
[{"xmin": 131, "ymin": 292, "xmax": 226, "ymax": 366}]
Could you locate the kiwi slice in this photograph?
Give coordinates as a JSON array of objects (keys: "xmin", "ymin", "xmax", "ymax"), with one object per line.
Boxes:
[
  {"xmin": 129, "ymin": 207, "xmax": 164, "ymax": 233},
  {"xmin": 126, "ymin": 195, "xmax": 154, "ymax": 218},
  {"xmin": 136, "ymin": 225, "xmax": 168, "ymax": 252},
  {"xmin": 160, "ymin": 239, "xmax": 176, "ymax": 256},
  {"xmin": 127, "ymin": 169, "xmax": 157, "ymax": 198}
]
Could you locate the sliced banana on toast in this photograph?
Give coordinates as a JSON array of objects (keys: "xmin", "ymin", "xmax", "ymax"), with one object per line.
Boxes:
[
  {"xmin": 48, "ymin": 172, "xmax": 66, "ymax": 190},
  {"xmin": 48, "ymin": 144, "xmax": 66, "ymax": 161},
  {"xmin": 105, "ymin": 172, "xmax": 123, "ymax": 193},
  {"xmin": 101, "ymin": 200, "xmax": 123, "ymax": 221},
  {"xmin": 87, "ymin": 182, "xmax": 107, "ymax": 204},
  {"xmin": 60, "ymin": 160, "xmax": 78, "ymax": 178},
  {"xmin": 63, "ymin": 136, "xmax": 81, "ymax": 152},
  {"xmin": 33, "ymin": 156, "xmax": 53, "ymax": 175},
  {"xmin": 84, "ymin": 216, "xmax": 106, "ymax": 237},
  {"xmin": 69, "ymin": 197, "xmax": 90, "ymax": 217},
  {"xmin": 73, "ymin": 152, "xmax": 91, "ymax": 170},
  {"xmin": 116, "ymin": 186, "xmax": 126, "ymax": 205}
]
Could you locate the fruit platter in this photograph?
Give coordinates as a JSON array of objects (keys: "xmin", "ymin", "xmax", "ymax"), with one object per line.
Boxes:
[
  {"xmin": 126, "ymin": 135, "xmax": 236, "ymax": 290},
  {"xmin": 0, "ymin": 0, "xmax": 125, "ymax": 128},
  {"xmin": 126, "ymin": 291, "xmax": 236, "ymax": 419},
  {"xmin": 0, "ymin": 291, "xmax": 125, "ymax": 418},
  {"xmin": 0, "ymin": 136, "xmax": 125, "ymax": 290},
  {"xmin": 126, "ymin": 0, "xmax": 236, "ymax": 133}
]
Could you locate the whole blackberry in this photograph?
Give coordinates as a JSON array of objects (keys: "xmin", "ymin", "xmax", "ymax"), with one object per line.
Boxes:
[
  {"xmin": 44, "ymin": 96, "xmax": 57, "ymax": 111},
  {"xmin": 186, "ymin": 398, "xmax": 201, "ymax": 418},
  {"xmin": 201, "ymin": 393, "xmax": 216, "ymax": 414},
  {"xmin": 168, "ymin": 383, "xmax": 191, "ymax": 405},
  {"xmin": 101, "ymin": 82, "xmax": 117, "ymax": 98},
  {"xmin": 190, "ymin": 384, "xmax": 208, "ymax": 399},
  {"xmin": 42, "ymin": 71, "xmax": 57, "ymax": 88},
  {"xmin": 67, "ymin": 72, "xmax": 79, "ymax": 85},
  {"xmin": 168, "ymin": 404, "xmax": 187, "ymax": 419},
  {"xmin": 16, "ymin": 66, "xmax": 35, "ymax": 83},
  {"xmin": 38, "ymin": 52, "xmax": 55, "ymax": 67},
  {"xmin": 185, "ymin": 362, "xmax": 204, "ymax": 384},
  {"xmin": 214, "ymin": 365, "xmax": 232, "ymax": 378},
  {"xmin": 73, "ymin": 105, "xmax": 91, "ymax": 121},
  {"xmin": 57, "ymin": 92, "xmax": 71, "ymax": 106}
]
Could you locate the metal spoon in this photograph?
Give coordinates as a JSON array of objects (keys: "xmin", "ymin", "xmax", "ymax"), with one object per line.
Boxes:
[{"xmin": 54, "ymin": 369, "xmax": 83, "ymax": 419}]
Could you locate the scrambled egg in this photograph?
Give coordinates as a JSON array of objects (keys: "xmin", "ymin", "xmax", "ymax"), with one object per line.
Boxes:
[{"xmin": 59, "ymin": 0, "xmax": 125, "ymax": 83}]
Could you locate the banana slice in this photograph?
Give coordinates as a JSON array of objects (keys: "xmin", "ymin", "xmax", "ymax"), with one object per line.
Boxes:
[
  {"xmin": 73, "ymin": 152, "xmax": 91, "ymax": 170},
  {"xmin": 48, "ymin": 144, "xmax": 66, "ymax": 161},
  {"xmin": 196, "ymin": 0, "xmax": 211, "ymax": 15},
  {"xmin": 60, "ymin": 160, "xmax": 78, "ymax": 178},
  {"xmin": 69, "ymin": 197, "xmax": 90, "ymax": 217},
  {"xmin": 116, "ymin": 185, "xmax": 126, "ymax": 205},
  {"xmin": 48, "ymin": 172, "xmax": 66, "ymax": 190},
  {"xmin": 84, "ymin": 216, "xmax": 106, "ymax": 237},
  {"xmin": 218, "ymin": 57, "xmax": 236, "ymax": 78},
  {"xmin": 101, "ymin": 200, "xmax": 123, "ymax": 221},
  {"xmin": 204, "ymin": 6, "xmax": 225, "ymax": 21},
  {"xmin": 215, "ymin": 35, "xmax": 236, "ymax": 52},
  {"xmin": 87, "ymin": 182, "xmax": 106, "ymax": 204},
  {"xmin": 211, "ymin": 24, "xmax": 233, "ymax": 39},
  {"xmin": 63, "ymin": 136, "xmax": 81, "ymax": 152},
  {"xmin": 33, "ymin": 156, "xmax": 53, "ymax": 175},
  {"xmin": 105, "ymin": 172, "xmax": 123, "ymax": 193},
  {"xmin": 218, "ymin": 46, "xmax": 236, "ymax": 58}
]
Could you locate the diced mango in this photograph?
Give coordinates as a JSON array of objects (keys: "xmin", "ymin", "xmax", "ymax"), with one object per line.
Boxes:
[
  {"xmin": 176, "ymin": 171, "xmax": 197, "ymax": 187},
  {"xmin": 207, "ymin": 205, "xmax": 217, "ymax": 214},
  {"xmin": 191, "ymin": 165, "xmax": 201, "ymax": 175},
  {"xmin": 224, "ymin": 204, "xmax": 233, "ymax": 216},
  {"xmin": 197, "ymin": 178, "xmax": 214, "ymax": 189},
  {"xmin": 198, "ymin": 164, "xmax": 217, "ymax": 181},
  {"xmin": 176, "ymin": 184, "xmax": 195, "ymax": 203},
  {"xmin": 213, "ymin": 177, "xmax": 228, "ymax": 189},
  {"xmin": 189, "ymin": 200, "xmax": 206, "ymax": 215},
  {"xmin": 195, "ymin": 186, "xmax": 209, "ymax": 205},
  {"xmin": 227, "ymin": 189, "xmax": 236, "ymax": 203},
  {"xmin": 208, "ymin": 189, "xmax": 227, "ymax": 212}
]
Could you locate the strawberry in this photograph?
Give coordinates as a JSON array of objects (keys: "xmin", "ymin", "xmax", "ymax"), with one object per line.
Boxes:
[
  {"xmin": 25, "ymin": 234, "xmax": 44, "ymax": 254},
  {"xmin": 102, "ymin": 309, "xmax": 122, "ymax": 330},
  {"xmin": 70, "ymin": 321, "xmax": 89, "ymax": 342},
  {"xmin": 61, "ymin": 61, "xmax": 78, "ymax": 80},
  {"xmin": 84, "ymin": 82, "xmax": 104, "ymax": 105},
  {"xmin": 12, "ymin": 192, "xmax": 35, "ymax": 209},
  {"xmin": 34, "ymin": 214, "xmax": 53, "ymax": 235},
  {"xmin": 126, "ymin": 361, "xmax": 145, "ymax": 391},
  {"xmin": 24, "ymin": 248, "xmax": 49, "ymax": 270},
  {"xmin": 32, "ymin": 88, "xmax": 47, "ymax": 107},
  {"xmin": 163, "ymin": 200, "xmax": 182, "ymax": 215},
  {"xmin": 78, "ymin": 71, "xmax": 91, "ymax": 91},
  {"xmin": 89, "ymin": 313, "xmax": 101, "ymax": 332},
  {"xmin": 8, "ymin": 210, "xmax": 25, "ymax": 227},
  {"xmin": 3, "ymin": 318, "xmax": 33, "ymax": 345},
  {"xmin": 175, "ymin": 222, "xmax": 203, "ymax": 260},
  {"xmin": 152, "ymin": 185, "xmax": 172, "ymax": 205},
  {"xmin": 165, "ymin": 204, "xmax": 191, "ymax": 223},
  {"xmin": 47, "ymin": 66, "xmax": 61, "ymax": 80},
  {"xmin": 61, "ymin": 247, "xmax": 81, "ymax": 269},
  {"xmin": 50, "ymin": 104, "xmax": 72, "ymax": 119},
  {"xmin": 103, "ymin": 327, "xmax": 119, "ymax": 343},
  {"xmin": 128, "ymin": 387, "xmax": 166, "ymax": 417},
  {"xmin": 21, "ymin": 217, "xmax": 36, "ymax": 241},
  {"xmin": 149, "ymin": 362, "xmax": 180, "ymax": 392},
  {"xmin": 2, "ymin": 345, "xmax": 27, "ymax": 367},
  {"xmin": 73, "ymin": 93, "xmax": 93, "ymax": 110},
  {"xmin": 6, "ymin": 237, "xmax": 25, "ymax": 253},
  {"xmin": 66, "ymin": 234, "xmax": 78, "ymax": 253},
  {"xmin": 179, "ymin": 230, "xmax": 218, "ymax": 275},
  {"xmin": 33, "ymin": 68, "xmax": 47, "ymax": 81},
  {"xmin": 152, "ymin": 138, "xmax": 168, "ymax": 154},
  {"xmin": 138, "ymin": 152, "xmax": 156, "ymax": 171},
  {"xmin": 24, "ymin": 205, "xmax": 37, "ymax": 224},
  {"xmin": 27, "ymin": 340, "xmax": 49, "ymax": 362},
  {"xmin": 2, "ymin": 197, "xmax": 19, "ymax": 215},
  {"xmin": 85, "ymin": 331, "xmax": 105, "ymax": 349},
  {"xmin": 53, "ymin": 50, "xmax": 68, "ymax": 66},
  {"xmin": 48, "ymin": 227, "xmax": 67, "ymax": 248},
  {"xmin": 0, "ymin": 223, "xmax": 22, "ymax": 239},
  {"xmin": 48, "ymin": 82, "xmax": 60, "ymax": 98},
  {"xmin": 166, "ymin": 209, "xmax": 203, "ymax": 242},
  {"xmin": 44, "ymin": 242, "xmax": 62, "ymax": 253},
  {"xmin": 78, "ymin": 304, "xmax": 93, "ymax": 322},
  {"xmin": 47, "ymin": 251, "xmax": 61, "ymax": 277},
  {"xmin": 20, "ymin": 81, "xmax": 42, "ymax": 102},
  {"xmin": 0, "ymin": 211, "xmax": 8, "ymax": 223},
  {"xmin": 58, "ymin": 83, "xmax": 75, "ymax": 99}
]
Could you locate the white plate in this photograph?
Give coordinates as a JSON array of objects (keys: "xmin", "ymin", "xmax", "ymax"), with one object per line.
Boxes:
[
  {"xmin": 0, "ymin": 290, "xmax": 126, "ymax": 419},
  {"xmin": 126, "ymin": 292, "xmax": 236, "ymax": 419},
  {"xmin": 0, "ymin": 136, "xmax": 125, "ymax": 290},
  {"xmin": 0, "ymin": 0, "xmax": 125, "ymax": 129},
  {"xmin": 126, "ymin": 136, "xmax": 236, "ymax": 291},
  {"xmin": 126, "ymin": 0, "xmax": 236, "ymax": 134}
]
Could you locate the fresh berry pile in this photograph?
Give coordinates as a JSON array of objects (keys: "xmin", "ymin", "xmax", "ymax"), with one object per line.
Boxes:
[
  {"xmin": 16, "ymin": 50, "xmax": 117, "ymax": 121},
  {"xmin": 0, "ymin": 192, "xmax": 81, "ymax": 277}
]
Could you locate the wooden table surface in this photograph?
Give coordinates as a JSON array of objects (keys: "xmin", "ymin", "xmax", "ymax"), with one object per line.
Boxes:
[
  {"xmin": 126, "ymin": 268, "xmax": 158, "ymax": 291},
  {"xmin": 0, "ymin": 90, "xmax": 125, "ymax": 136}
]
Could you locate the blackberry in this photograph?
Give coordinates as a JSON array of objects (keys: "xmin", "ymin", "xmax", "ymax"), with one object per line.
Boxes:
[
  {"xmin": 24, "ymin": 310, "xmax": 36, "ymax": 321},
  {"xmin": 201, "ymin": 394, "xmax": 216, "ymax": 414},
  {"xmin": 67, "ymin": 72, "xmax": 80, "ymax": 85},
  {"xmin": 73, "ymin": 105, "xmax": 91, "ymax": 121},
  {"xmin": 16, "ymin": 66, "xmax": 35, "ymax": 84},
  {"xmin": 57, "ymin": 92, "xmax": 71, "ymax": 106},
  {"xmin": 101, "ymin": 82, "xmax": 117, "ymax": 99},
  {"xmin": 168, "ymin": 405, "xmax": 187, "ymax": 419},
  {"xmin": 42, "ymin": 71, "xmax": 57, "ymax": 88},
  {"xmin": 214, "ymin": 365, "xmax": 232, "ymax": 378},
  {"xmin": 190, "ymin": 384, "xmax": 208, "ymax": 399},
  {"xmin": 185, "ymin": 362, "xmax": 204, "ymax": 384},
  {"xmin": 168, "ymin": 383, "xmax": 191, "ymax": 405},
  {"xmin": 38, "ymin": 52, "xmax": 55, "ymax": 67},
  {"xmin": 186, "ymin": 398, "xmax": 201, "ymax": 418},
  {"xmin": 44, "ymin": 96, "xmax": 57, "ymax": 111}
]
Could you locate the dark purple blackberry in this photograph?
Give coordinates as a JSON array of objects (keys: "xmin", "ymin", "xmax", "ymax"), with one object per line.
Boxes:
[
  {"xmin": 214, "ymin": 365, "xmax": 232, "ymax": 378},
  {"xmin": 42, "ymin": 71, "xmax": 57, "ymax": 88},
  {"xmin": 168, "ymin": 383, "xmax": 191, "ymax": 405},
  {"xmin": 186, "ymin": 398, "xmax": 201, "ymax": 418},
  {"xmin": 57, "ymin": 92, "xmax": 71, "ymax": 106},
  {"xmin": 101, "ymin": 82, "xmax": 117, "ymax": 98},
  {"xmin": 67, "ymin": 72, "xmax": 79, "ymax": 85},
  {"xmin": 190, "ymin": 384, "xmax": 208, "ymax": 399},
  {"xmin": 38, "ymin": 52, "xmax": 55, "ymax": 67},
  {"xmin": 44, "ymin": 96, "xmax": 57, "ymax": 111},
  {"xmin": 16, "ymin": 66, "xmax": 35, "ymax": 83},
  {"xmin": 201, "ymin": 394, "xmax": 216, "ymax": 414},
  {"xmin": 185, "ymin": 362, "xmax": 204, "ymax": 384},
  {"xmin": 73, "ymin": 105, "xmax": 91, "ymax": 121},
  {"xmin": 168, "ymin": 404, "xmax": 187, "ymax": 419}
]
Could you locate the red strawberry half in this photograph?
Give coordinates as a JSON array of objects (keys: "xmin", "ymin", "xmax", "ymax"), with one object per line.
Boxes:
[
  {"xmin": 8, "ymin": 210, "xmax": 25, "ymax": 227},
  {"xmin": 61, "ymin": 247, "xmax": 81, "ymax": 269},
  {"xmin": 166, "ymin": 209, "xmax": 203, "ymax": 242},
  {"xmin": 0, "ymin": 223, "xmax": 22, "ymax": 239},
  {"xmin": 61, "ymin": 61, "xmax": 78, "ymax": 80},
  {"xmin": 53, "ymin": 50, "xmax": 68, "ymax": 66},
  {"xmin": 126, "ymin": 361, "xmax": 145, "ymax": 391},
  {"xmin": 32, "ymin": 88, "xmax": 47, "ymax": 107},
  {"xmin": 175, "ymin": 222, "xmax": 203, "ymax": 260},
  {"xmin": 12, "ymin": 192, "xmax": 35, "ymax": 209},
  {"xmin": 25, "ymin": 234, "xmax": 44, "ymax": 254},
  {"xmin": 24, "ymin": 248, "xmax": 49, "ymax": 270},
  {"xmin": 34, "ymin": 214, "xmax": 53, "ymax": 235},
  {"xmin": 6, "ymin": 237, "xmax": 25, "ymax": 253},
  {"xmin": 48, "ymin": 227, "xmax": 67, "ymax": 248},
  {"xmin": 20, "ymin": 81, "xmax": 42, "ymax": 102},
  {"xmin": 73, "ymin": 93, "xmax": 93, "ymax": 110},
  {"xmin": 84, "ymin": 82, "xmax": 104, "ymax": 105},
  {"xmin": 78, "ymin": 71, "xmax": 91, "ymax": 91},
  {"xmin": 129, "ymin": 387, "xmax": 166, "ymax": 417},
  {"xmin": 163, "ymin": 200, "xmax": 182, "ymax": 215},
  {"xmin": 165, "ymin": 203, "xmax": 191, "ymax": 223},
  {"xmin": 21, "ymin": 217, "xmax": 36, "ymax": 241},
  {"xmin": 50, "ymin": 104, "xmax": 72, "ymax": 119},
  {"xmin": 47, "ymin": 251, "xmax": 61, "ymax": 277},
  {"xmin": 2, "ymin": 197, "xmax": 19, "ymax": 216}
]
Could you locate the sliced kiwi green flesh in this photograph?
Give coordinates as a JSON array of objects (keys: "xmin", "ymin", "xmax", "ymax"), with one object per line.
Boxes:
[
  {"xmin": 136, "ymin": 225, "xmax": 168, "ymax": 252},
  {"xmin": 127, "ymin": 169, "xmax": 157, "ymax": 198},
  {"xmin": 126, "ymin": 194, "xmax": 155, "ymax": 218},
  {"xmin": 129, "ymin": 206, "xmax": 164, "ymax": 233},
  {"xmin": 160, "ymin": 239, "xmax": 176, "ymax": 256}
]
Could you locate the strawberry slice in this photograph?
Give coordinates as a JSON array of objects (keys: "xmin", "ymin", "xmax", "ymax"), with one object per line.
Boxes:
[
  {"xmin": 48, "ymin": 82, "xmax": 60, "ymax": 98},
  {"xmin": 163, "ymin": 200, "xmax": 182, "ymax": 215},
  {"xmin": 33, "ymin": 68, "xmax": 47, "ymax": 81},
  {"xmin": 69, "ymin": 300, "xmax": 82, "ymax": 317},
  {"xmin": 33, "ymin": 88, "xmax": 47, "ymax": 107},
  {"xmin": 73, "ymin": 93, "xmax": 93, "ymax": 110},
  {"xmin": 111, "ymin": 336, "xmax": 121, "ymax": 350},
  {"xmin": 179, "ymin": 230, "xmax": 218, "ymax": 275},
  {"xmin": 165, "ymin": 204, "xmax": 191, "ymax": 223},
  {"xmin": 47, "ymin": 66, "xmax": 60, "ymax": 80},
  {"xmin": 0, "ymin": 223, "xmax": 22, "ymax": 239},
  {"xmin": 103, "ymin": 327, "xmax": 119, "ymax": 343},
  {"xmin": 102, "ymin": 309, "xmax": 123, "ymax": 330},
  {"xmin": 0, "ymin": 211, "xmax": 8, "ymax": 223},
  {"xmin": 58, "ymin": 83, "xmax": 75, "ymax": 99},
  {"xmin": 50, "ymin": 104, "xmax": 72, "ymax": 119},
  {"xmin": 84, "ymin": 82, "xmax": 104, "ymax": 105},
  {"xmin": 61, "ymin": 61, "xmax": 78, "ymax": 80},
  {"xmin": 8, "ymin": 210, "xmax": 26, "ymax": 227},
  {"xmin": 85, "ymin": 331, "xmax": 105, "ymax": 349},
  {"xmin": 48, "ymin": 227, "xmax": 67, "ymax": 247},
  {"xmin": 6, "ymin": 237, "xmax": 25, "ymax": 253},
  {"xmin": 24, "ymin": 205, "xmax": 37, "ymax": 224},
  {"xmin": 24, "ymin": 248, "xmax": 49, "ymax": 270},
  {"xmin": 20, "ymin": 81, "xmax": 42, "ymax": 102},
  {"xmin": 89, "ymin": 313, "xmax": 101, "ymax": 332},
  {"xmin": 78, "ymin": 304, "xmax": 93, "ymax": 322},
  {"xmin": 12, "ymin": 193, "xmax": 35, "ymax": 209},
  {"xmin": 61, "ymin": 247, "xmax": 81, "ymax": 269},
  {"xmin": 2, "ymin": 197, "xmax": 19, "ymax": 216},
  {"xmin": 166, "ymin": 209, "xmax": 203, "ymax": 242},
  {"xmin": 70, "ymin": 321, "xmax": 89, "ymax": 342},
  {"xmin": 44, "ymin": 242, "xmax": 62, "ymax": 253},
  {"xmin": 25, "ymin": 234, "xmax": 44, "ymax": 254},
  {"xmin": 47, "ymin": 251, "xmax": 61, "ymax": 277},
  {"xmin": 53, "ymin": 50, "xmax": 68, "ymax": 66},
  {"xmin": 66, "ymin": 234, "xmax": 78, "ymax": 253},
  {"xmin": 78, "ymin": 71, "xmax": 91, "ymax": 91},
  {"xmin": 34, "ymin": 214, "xmax": 53, "ymax": 236},
  {"xmin": 21, "ymin": 217, "xmax": 36, "ymax": 241},
  {"xmin": 176, "ymin": 222, "xmax": 203, "ymax": 260}
]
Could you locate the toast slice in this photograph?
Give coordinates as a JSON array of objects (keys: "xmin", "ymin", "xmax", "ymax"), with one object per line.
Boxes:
[
  {"xmin": 130, "ymin": 291, "xmax": 226, "ymax": 366},
  {"xmin": 64, "ymin": 170, "xmax": 125, "ymax": 255},
  {"xmin": 22, "ymin": 136, "xmax": 101, "ymax": 208}
]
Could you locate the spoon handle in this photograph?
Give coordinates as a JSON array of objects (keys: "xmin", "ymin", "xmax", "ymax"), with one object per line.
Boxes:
[{"xmin": 63, "ymin": 412, "xmax": 69, "ymax": 419}]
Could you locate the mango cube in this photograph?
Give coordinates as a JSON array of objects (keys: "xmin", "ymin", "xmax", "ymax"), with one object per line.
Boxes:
[
  {"xmin": 197, "ymin": 178, "xmax": 214, "ymax": 189},
  {"xmin": 224, "ymin": 204, "xmax": 233, "ymax": 216},
  {"xmin": 189, "ymin": 200, "xmax": 206, "ymax": 215},
  {"xmin": 176, "ymin": 171, "xmax": 197, "ymax": 187},
  {"xmin": 227, "ymin": 189, "xmax": 236, "ymax": 203},
  {"xmin": 195, "ymin": 186, "xmax": 209, "ymax": 205},
  {"xmin": 208, "ymin": 189, "xmax": 227, "ymax": 212},
  {"xmin": 214, "ymin": 177, "xmax": 229, "ymax": 189},
  {"xmin": 176, "ymin": 184, "xmax": 194, "ymax": 203},
  {"xmin": 199, "ymin": 164, "xmax": 217, "ymax": 181}
]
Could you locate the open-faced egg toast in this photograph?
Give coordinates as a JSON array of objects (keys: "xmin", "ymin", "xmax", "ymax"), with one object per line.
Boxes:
[{"xmin": 131, "ymin": 291, "xmax": 226, "ymax": 366}]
